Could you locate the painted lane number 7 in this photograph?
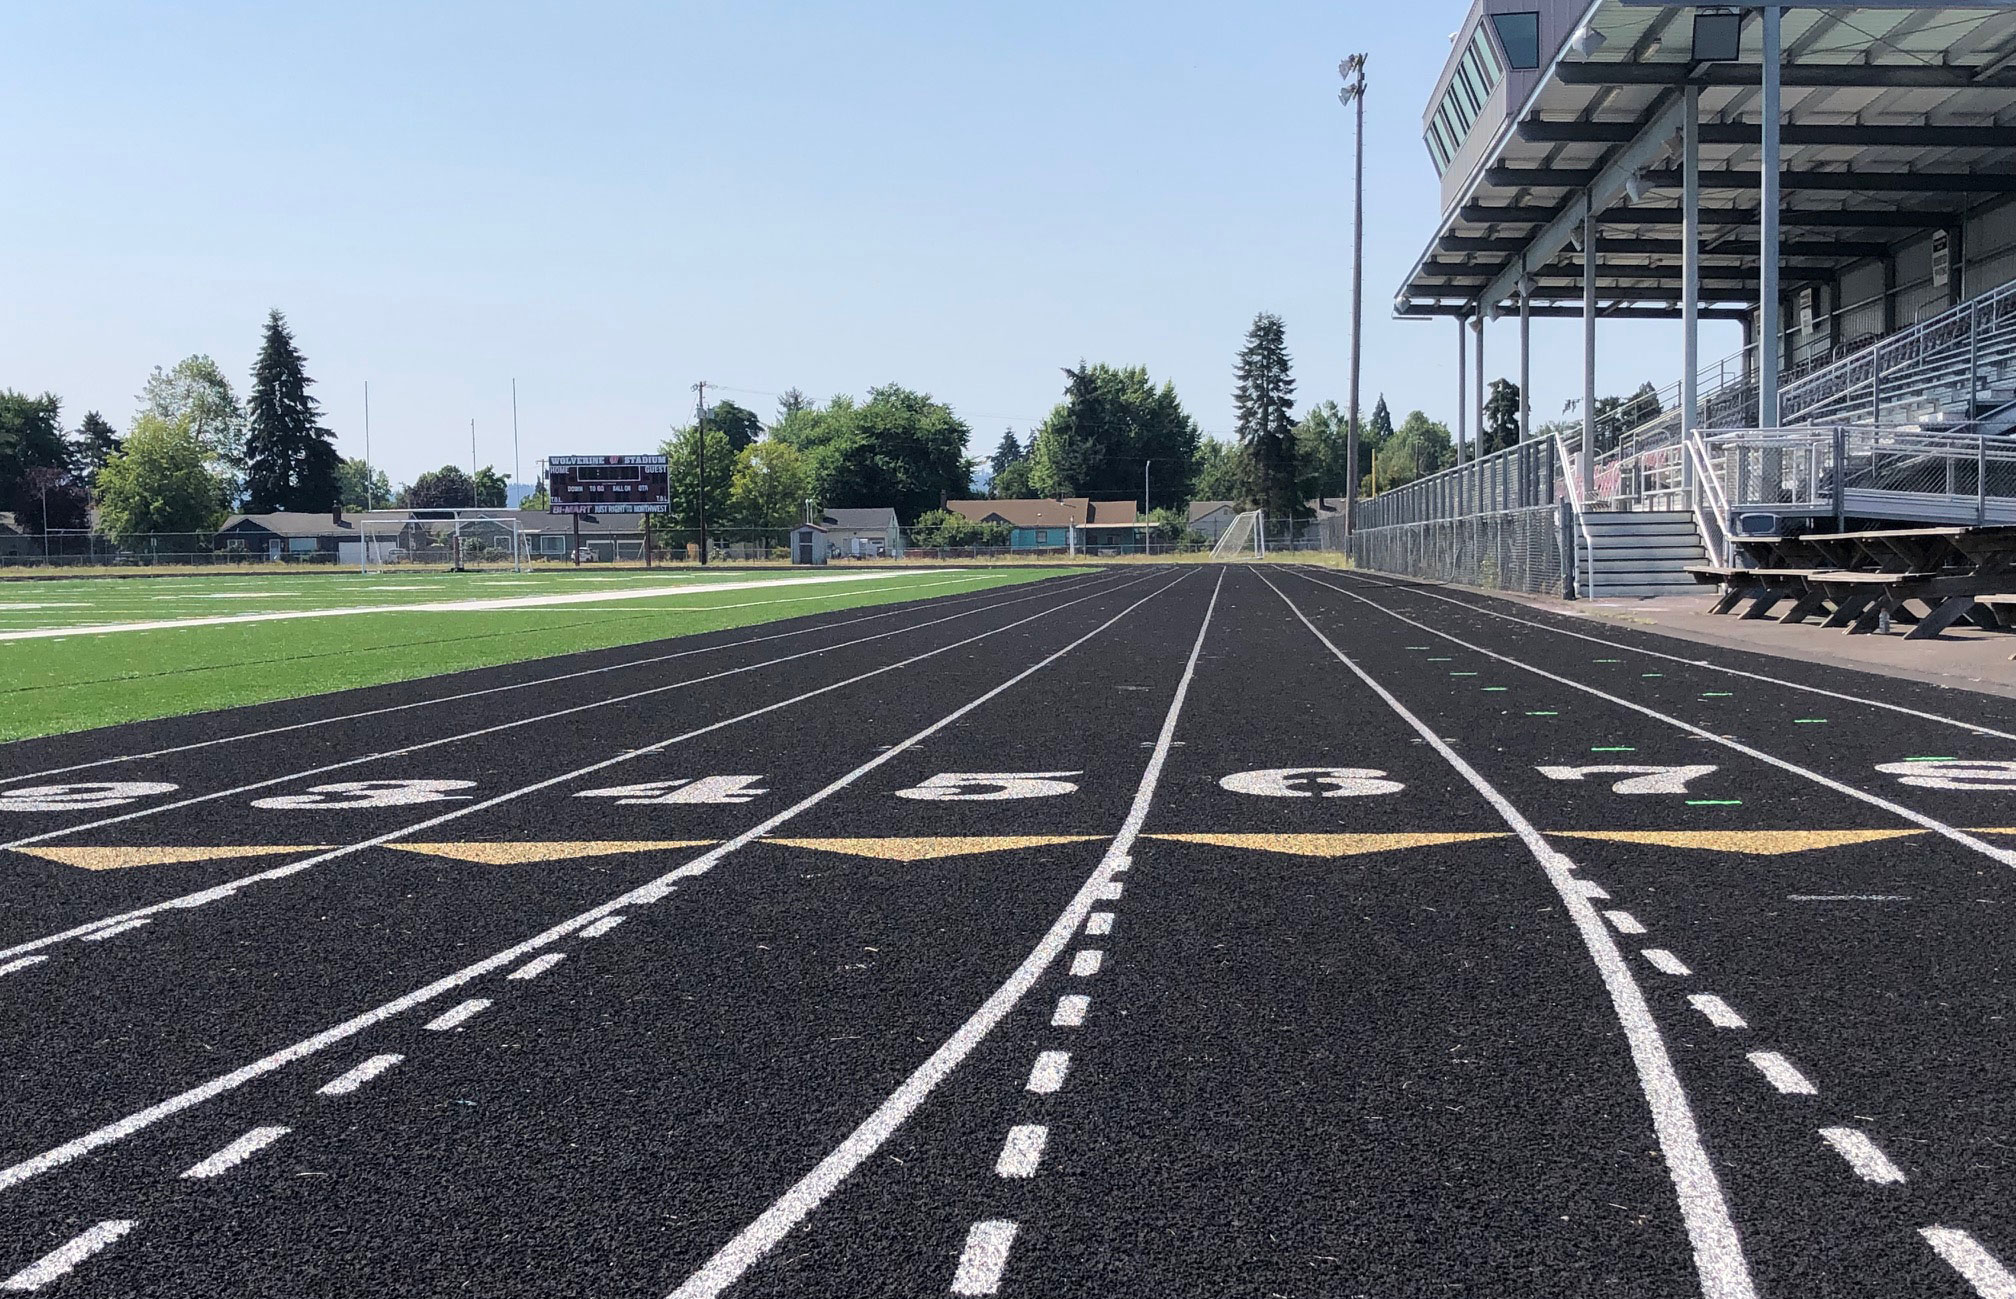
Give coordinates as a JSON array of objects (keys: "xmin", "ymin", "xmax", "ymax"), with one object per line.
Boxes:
[{"xmin": 1537, "ymin": 765, "xmax": 1721, "ymax": 794}]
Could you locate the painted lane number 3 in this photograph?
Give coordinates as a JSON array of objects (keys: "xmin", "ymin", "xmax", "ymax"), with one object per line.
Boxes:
[{"xmin": 251, "ymin": 779, "xmax": 478, "ymax": 809}]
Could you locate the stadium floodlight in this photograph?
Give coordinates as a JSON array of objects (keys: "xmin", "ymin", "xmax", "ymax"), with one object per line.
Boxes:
[
  {"xmin": 1692, "ymin": 12, "xmax": 1742, "ymax": 63},
  {"xmin": 1568, "ymin": 24, "xmax": 1607, "ymax": 58}
]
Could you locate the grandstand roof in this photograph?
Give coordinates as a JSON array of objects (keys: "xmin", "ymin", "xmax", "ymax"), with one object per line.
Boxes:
[{"xmin": 1399, "ymin": 1, "xmax": 2016, "ymax": 320}]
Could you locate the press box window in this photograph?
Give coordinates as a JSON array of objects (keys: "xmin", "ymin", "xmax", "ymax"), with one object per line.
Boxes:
[{"xmin": 1490, "ymin": 12, "xmax": 1541, "ymax": 69}]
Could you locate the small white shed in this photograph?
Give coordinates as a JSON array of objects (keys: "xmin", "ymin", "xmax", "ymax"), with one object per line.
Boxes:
[{"xmin": 789, "ymin": 522, "xmax": 828, "ymax": 565}]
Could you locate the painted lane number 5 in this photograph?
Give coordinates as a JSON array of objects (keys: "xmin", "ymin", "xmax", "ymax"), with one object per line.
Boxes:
[{"xmin": 895, "ymin": 772, "xmax": 1083, "ymax": 801}]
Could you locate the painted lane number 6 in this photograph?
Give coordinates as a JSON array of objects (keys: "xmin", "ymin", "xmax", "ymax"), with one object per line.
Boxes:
[
  {"xmin": 1218, "ymin": 768, "xmax": 1405, "ymax": 797},
  {"xmin": 895, "ymin": 772, "xmax": 1083, "ymax": 801}
]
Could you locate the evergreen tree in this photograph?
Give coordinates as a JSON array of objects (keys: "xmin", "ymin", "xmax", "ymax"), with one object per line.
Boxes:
[
  {"xmin": 701, "ymin": 399, "xmax": 763, "ymax": 454},
  {"xmin": 242, "ymin": 310, "xmax": 340, "ymax": 511},
  {"xmin": 1367, "ymin": 395, "xmax": 1394, "ymax": 447},
  {"xmin": 775, "ymin": 388, "xmax": 812, "ymax": 421},
  {"xmin": 1026, "ymin": 363, "xmax": 1199, "ymax": 502},
  {"xmin": 1483, "ymin": 379, "xmax": 1521, "ymax": 453},
  {"xmin": 989, "ymin": 429, "xmax": 1024, "ymax": 477},
  {"xmin": 1232, "ymin": 313, "xmax": 1299, "ymax": 518},
  {"xmin": 74, "ymin": 411, "xmax": 123, "ymax": 478}
]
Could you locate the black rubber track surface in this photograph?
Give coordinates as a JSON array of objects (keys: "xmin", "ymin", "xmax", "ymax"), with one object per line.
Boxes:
[{"xmin": 3, "ymin": 563, "xmax": 2015, "ymax": 1298}]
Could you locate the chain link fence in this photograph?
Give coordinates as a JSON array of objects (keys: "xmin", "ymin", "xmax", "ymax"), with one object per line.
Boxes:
[{"xmin": 1347, "ymin": 505, "xmax": 1572, "ymax": 596}]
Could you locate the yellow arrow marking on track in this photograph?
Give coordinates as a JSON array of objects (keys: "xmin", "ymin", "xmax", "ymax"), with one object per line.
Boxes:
[
  {"xmin": 392, "ymin": 841, "xmax": 714, "ymax": 865},
  {"xmin": 1968, "ymin": 828, "xmax": 2016, "ymax": 836},
  {"xmin": 10, "ymin": 845, "xmax": 334, "ymax": 871},
  {"xmin": 1147, "ymin": 832, "xmax": 1509, "ymax": 857},
  {"xmin": 1547, "ymin": 829, "xmax": 1925, "ymax": 856},
  {"xmin": 765, "ymin": 836, "xmax": 1103, "ymax": 862}
]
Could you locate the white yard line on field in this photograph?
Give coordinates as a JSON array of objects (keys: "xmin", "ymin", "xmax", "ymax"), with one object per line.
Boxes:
[{"xmin": 0, "ymin": 571, "xmax": 956, "ymax": 642}]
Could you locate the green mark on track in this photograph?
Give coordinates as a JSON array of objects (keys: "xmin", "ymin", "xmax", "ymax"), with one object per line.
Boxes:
[
  {"xmin": 1405, "ymin": 646, "xmax": 1430, "ymax": 650},
  {"xmin": 1687, "ymin": 799, "xmax": 1744, "ymax": 806},
  {"xmin": 1594, "ymin": 658, "xmax": 1622, "ymax": 663},
  {"xmin": 1427, "ymin": 657, "xmax": 1452, "ymax": 662},
  {"xmin": 1592, "ymin": 746, "xmax": 1636, "ymax": 752},
  {"xmin": 1642, "ymin": 673, "xmax": 1663, "ymax": 678},
  {"xmin": 1702, "ymin": 692, "xmax": 1734, "ymax": 698},
  {"xmin": 1794, "ymin": 718, "xmax": 1828, "ymax": 724},
  {"xmin": 1526, "ymin": 711, "xmax": 1559, "ymax": 716},
  {"xmin": 1451, "ymin": 672, "xmax": 1479, "ymax": 677},
  {"xmin": 1904, "ymin": 756, "xmax": 1956, "ymax": 762},
  {"xmin": 1483, "ymin": 686, "xmax": 1508, "ymax": 692}
]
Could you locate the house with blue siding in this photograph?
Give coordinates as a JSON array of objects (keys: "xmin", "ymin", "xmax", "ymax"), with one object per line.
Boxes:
[{"xmin": 944, "ymin": 498, "xmax": 1145, "ymax": 553}]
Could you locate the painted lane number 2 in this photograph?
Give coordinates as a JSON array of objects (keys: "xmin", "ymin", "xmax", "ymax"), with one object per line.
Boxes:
[{"xmin": 0, "ymin": 781, "xmax": 179, "ymax": 812}]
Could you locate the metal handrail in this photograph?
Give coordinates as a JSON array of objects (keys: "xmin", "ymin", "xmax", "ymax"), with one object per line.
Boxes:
[
  {"xmin": 1781, "ymin": 279, "xmax": 2016, "ymax": 430},
  {"xmin": 1551, "ymin": 432, "xmax": 1600, "ymax": 599}
]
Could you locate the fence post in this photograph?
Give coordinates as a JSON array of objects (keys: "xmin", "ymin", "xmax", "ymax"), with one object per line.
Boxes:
[
  {"xmin": 1559, "ymin": 499, "xmax": 1577, "ymax": 599},
  {"xmin": 1970, "ymin": 298, "xmax": 1981, "ymax": 426},
  {"xmin": 1980, "ymin": 435, "xmax": 1989, "ymax": 526},
  {"xmin": 1832, "ymin": 427, "xmax": 1847, "ymax": 530}
]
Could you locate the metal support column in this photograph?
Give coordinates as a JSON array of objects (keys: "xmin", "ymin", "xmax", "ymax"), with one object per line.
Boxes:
[
  {"xmin": 1456, "ymin": 315, "xmax": 1467, "ymax": 468},
  {"xmin": 1518, "ymin": 285, "xmax": 1531, "ymax": 448},
  {"xmin": 1581, "ymin": 206, "xmax": 1596, "ymax": 499},
  {"xmin": 1759, "ymin": 4, "xmax": 1782, "ymax": 428},
  {"xmin": 1474, "ymin": 310, "xmax": 1487, "ymax": 513},
  {"xmin": 1681, "ymin": 85, "xmax": 1700, "ymax": 495}
]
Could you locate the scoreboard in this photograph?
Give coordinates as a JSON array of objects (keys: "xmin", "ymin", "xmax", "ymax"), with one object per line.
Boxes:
[{"xmin": 546, "ymin": 454, "xmax": 670, "ymax": 515}]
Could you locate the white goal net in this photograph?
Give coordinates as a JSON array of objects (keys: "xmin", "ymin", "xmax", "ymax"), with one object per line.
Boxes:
[
  {"xmin": 356, "ymin": 511, "xmax": 523, "ymax": 573},
  {"xmin": 1210, "ymin": 509, "xmax": 1264, "ymax": 560}
]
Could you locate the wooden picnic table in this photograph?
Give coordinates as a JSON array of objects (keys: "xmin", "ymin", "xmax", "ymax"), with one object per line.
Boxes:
[{"xmin": 1704, "ymin": 524, "xmax": 2016, "ymax": 638}]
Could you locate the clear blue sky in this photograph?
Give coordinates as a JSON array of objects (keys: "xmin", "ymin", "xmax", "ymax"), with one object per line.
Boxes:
[{"xmin": 3, "ymin": 1, "xmax": 1736, "ymax": 489}]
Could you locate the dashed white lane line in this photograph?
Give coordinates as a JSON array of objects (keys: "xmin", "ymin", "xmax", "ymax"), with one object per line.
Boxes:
[
  {"xmin": 507, "ymin": 953, "xmax": 566, "ymax": 981},
  {"xmin": 1084, "ymin": 911, "xmax": 1115, "ymax": 937},
  {"xmin": 1094, "ymin": 882, "xmax": 1123, "ymax": 901},
  {"xmin": 949, "ymin": 1220, "xmax": 1018, "ymax": 1295},
  {"xmin": 1051, "ymin": 995, "xmax": 1089, "ymax": 1028},
  {"xmin": 79, "ymin": 918, "xmax": 150, "ymax": 943},
  {"xmin": 581, "ymin": 915, "xmax": 626, "ymax": 938},
  {"xmin": 1604, "ymin": 909, "xmax": 1648, "ymax": 935},
  {"xmin": 1818, "ymin": 1127, "xmax": 1906, "ymax": 1185},
  {"xmin": 1069, "ymin": 950, "xmax": 1104, "ymax": 977},
  {"xmin": 0, "ymin": 1220, "xmax": 137, "ymax": 1291},
  {"xmin": 1572, "ymin": 878, "xmax": 1611, "ymax": 899},
  {"xmin": 1747, "ymin": 1051, "xmax": 1818, "ymax": 1096},
  {"xmin": 180, "ymin": 1125, "xmax": 291, "ymax": 1179},
  {"xmin": 1025, "ymin": 1051, "xmax": 1071, "ymax": 1094},
  {"xmin": 0, "ymin": 956, "xmax": 47, "ymax": 978},
  {"xmin": 994, "ymin": 1125, "xmax": 1049, "ymax": 1179},
  {"xmin": 1922, "ymin": 1227, "xmax": 2016, "ymax": 1298},
  {"xmin": 425, "ymin": 999, "xmax": 491, "ymax": 1031},
  {"xmin": 317, "ymin": 1053, "xmax": 403, "ymax": 1097},
  {"xmin": 1642, "ymin": 948, "xmax": 1692, "ymax": 976},
  {"xmin": 1687, "ymin": 994, "xmax": 1749, "ymax": 1030}
]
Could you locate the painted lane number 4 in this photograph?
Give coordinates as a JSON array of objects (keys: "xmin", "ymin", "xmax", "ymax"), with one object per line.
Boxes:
[
  {"xmin": 251, "ymin": 779, "xmax": 479, "ymax": 809},
  {"xmin": 1537, "ymin": 765, "xmax": 1720, "ymax": 794},
  {"xmin": 574, "ymin": 776, "xmax": 770, "ymax": 805}
]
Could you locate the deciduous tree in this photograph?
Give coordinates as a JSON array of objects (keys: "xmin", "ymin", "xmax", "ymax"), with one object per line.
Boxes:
[
  {"xmin": 140, "ymin": 355, "xmax": 245, "ymax": 500},
  {"xmin": 728, "ymin": 440, "xmax": 812, "ymax": 530},
  {"xmin": 1026, "ymin": 364, "xmax": 1200, "ymax": 505},
  {"xmin": 95, "ymin": 414, "xmax": 226, "ymax": 541},
  {"xmin": 402, "ymin": 465, "xmax": 477, "ymax": 509},
  {"xmin": 335, "ymin": 458, "xmax": 393, "ymax": 510}
]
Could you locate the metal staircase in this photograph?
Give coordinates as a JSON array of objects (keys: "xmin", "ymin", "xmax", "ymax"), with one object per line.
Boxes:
[{"xmin": 1573, "ymin": 511, "xmax": 1706, "ymax": 599}]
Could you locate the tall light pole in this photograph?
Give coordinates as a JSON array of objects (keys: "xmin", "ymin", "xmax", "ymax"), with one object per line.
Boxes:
[
  {"xmin": 1338, "ymin": 53, "xmax": 1368, "ymax": 538},
  {"xmin": 1143, "ymin": 458, "xmax": 1153, "ymax": 556},
  {"xmin": 691, "ymin": 380, "xmax": 711, "ymax": 565}
]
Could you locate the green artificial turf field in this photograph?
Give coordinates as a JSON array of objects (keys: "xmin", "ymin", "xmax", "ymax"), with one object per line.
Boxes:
[{"xmin": 0, "ymin": 567, "xmax": 1079, "ymax": 741}]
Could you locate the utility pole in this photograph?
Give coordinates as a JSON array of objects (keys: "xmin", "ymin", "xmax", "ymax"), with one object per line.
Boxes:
[
  {"xmin": 470, "ymin": 418, "xmax": 479, "ymax": 507},
  {"xmin": 691, "ymin": 380, "xmax": 710, "ymax": 565},
  {"xmin": 1338, "ymin": 53, "xmax": 1368, "ymax": 538}
]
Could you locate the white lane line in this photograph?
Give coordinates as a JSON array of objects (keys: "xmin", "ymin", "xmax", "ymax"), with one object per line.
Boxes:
[
  {"xmin": 1818, "ymin": 1127, "xmax": 1906, "ymax": 1184},
  {"xmin": 1070, "ymin": 949, "xmax": 1104, "ymax": 977},
  {"xmin": 1259, "ymin": 572, "xmax": 1757, "ymax": 1299},
  {"xmin": 1643, "ymin": 948, "xmax": 1692, "ymax": 976},
  {"xmin": 1687, "ymin": 994, "xmax": 1748, "ymax": 1030},
  {"xmin": 317, "ymin": 1053, "xmax": 403, "ymax": 1097},
  {"xmin": 1084, "ymin": 911, "xmax": 1115, "ymax": 936},
  {"xmin": 426, "ymin": 999, "xmax": 491, "ymax": 1031},
  {"xmin": 994, "ymin": 1124, "xmax": 1049, "ymax": 1178},
  {"xmin": 664, "ymin": 570, "xmax": 1223, "ymax": 1299},
  {"xmin": 0, "ymin": 575, "xmax": 1117, "ymax": 867},
  {"xmin": 949, "ymin": 1220, "xmax": 1019, "ymax": 1296},
  {"xmin": 1290, "ymin": 570, "xmax": 2016, "ymax": 871},
  {"xmin": 1747, "ymin": 1051, "xmax": 1818, "ymax": 1096},
  {"xmin": 1922, "ymin": 1227, "xmax": 2016, "ymax": 1298},
  {"xmin": 1573, "ymin": 878, "xmax": 1612, "ymax": 899},
  {"xmin": 507, "ymin": 953, "xmax": 566, "ymax": 981},
  {"xmin": 0, "ymin": 956, "xmax": 47, "ymax": 978},
  {"xmin": 0, "ymin": 1220, "xmax": 137, "ymax": 1291},
  {"xmin": 0, "ymin": 574, "xmax": 1191, "ymax": 1198},
  {"xmin": 0, "ymin": 571, "xmax": 958, "ymax": 642},
  {"xmin": 180, "ymin": 1125, "xmax": 290, "ymax": 1179},
  {"xmin": 78, "ymin": 918, "xmax": 149, "ymax": 943},
  {"xmin": 1604, "ymin": 909, "xmax": 1648, "ymax": 935},
  {"xmin": 1307, "ymin": 566, "xmax": 2016, "ymax": 743},
  {"xmin": 0, "ymin": 575, "xmax": 1148, "ymax": 966},
  {"xmin": 2, "ymin": 572, "xmax": 1078, "ymax": 785},
  {"xmin": 1051, "ymin": 994, "xmax": 1090, "ymax": 1027},
  {"xmin": 1788, "ymin": 895, "xmax": 1910, "ymax": 902},
  {"xmin": 580, "ymin": 915, "xmax": 626, "ymax": 938},
  {"xmin": 1095, "ymin": 882, "xmax": 1123, "ymax": 901},
  {"xmin": 1025, "ymin": 1051, "xmax": 1071, "ymax": 1094}
]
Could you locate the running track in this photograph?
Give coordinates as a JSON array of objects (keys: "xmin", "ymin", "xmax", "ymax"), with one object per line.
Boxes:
[{"xmin": 2, "ymin": 564, "xmax": 2015, "ymax": 1297}]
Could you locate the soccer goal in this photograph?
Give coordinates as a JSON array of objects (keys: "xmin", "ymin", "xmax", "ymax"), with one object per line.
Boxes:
[
  {"xmin": 1210, "ymin": 509, "xmax": 1265, "ymax": 560},
  {"xmin": 356, "ymin": 510, "xmax": 524, "ymax": 574}
]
